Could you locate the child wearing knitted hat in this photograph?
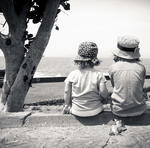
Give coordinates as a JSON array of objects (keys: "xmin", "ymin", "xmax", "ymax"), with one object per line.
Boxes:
[
  {"xmin": 63, "ymin": 42, "xmax": 108, "ymax": 117},
  {"xmin": 109, "ymin": 35, "xmax": 146, "ymax": 135}
]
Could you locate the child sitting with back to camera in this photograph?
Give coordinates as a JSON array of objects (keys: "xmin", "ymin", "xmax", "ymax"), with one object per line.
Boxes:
[
  {"xmin": 63, "ymin": 42, "xmax": 108, "ymax": 117},
  {"xmin": 109, "ymin": 35, "xmax": 146, "ymax": 135}
]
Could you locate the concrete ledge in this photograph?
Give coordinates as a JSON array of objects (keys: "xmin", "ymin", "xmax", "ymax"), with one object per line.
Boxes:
[
  {"xmin": 0, "ymin": 112, "xmax": 31, "ymax": 128},
  {"xmin": 24, "ymin": 111, "xmax": 113, "ymax": 127},
  {"xmin": 24, "ymin": 110, "xmax": 150, "ymax": 127},
  {"xmin": 1, "ymin": 110, "xmax": 150, "ymax": 147},
  {"xmin": 1, "ymin": 110, "xmax": 150, "ymax": 129}
]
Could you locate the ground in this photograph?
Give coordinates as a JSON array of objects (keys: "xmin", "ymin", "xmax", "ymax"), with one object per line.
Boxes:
[
  {"xmin": 1, "ymin": 125, "xmax": 150, "ymax": 148},
  {"xmin": 1, "ymin": 82, "xmax": 150, "ymax": 148}
]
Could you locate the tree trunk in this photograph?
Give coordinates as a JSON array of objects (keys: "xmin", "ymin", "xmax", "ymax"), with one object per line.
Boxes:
[
  {"xmin": 0, "ymin": 40, "xmax": 25, "ymax": 112},
  {"xmin": 0, "ymin": 0, "xmax": 60, "ymax": 112}
]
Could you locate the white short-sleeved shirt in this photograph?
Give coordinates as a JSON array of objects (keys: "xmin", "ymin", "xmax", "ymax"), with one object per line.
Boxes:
[
  {"xmin": 65, "ymin": 68, "xmax": 106, "ymax": 117},
  {"xmin": 109, "ymin": 61, "xmax": 146, "ymax": 117}
]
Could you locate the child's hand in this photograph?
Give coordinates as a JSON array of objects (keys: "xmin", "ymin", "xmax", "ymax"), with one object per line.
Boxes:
[
  {"xmin": 143, "ymin": 92, "xmax": 148, "ymax": 100},
  {"xmin": 62, "ymin": 105, "xmax": 71, "ymax": 114},
  {"xmin": 101, "ymin": 97, "xmax": 108, "ymax": 104}
]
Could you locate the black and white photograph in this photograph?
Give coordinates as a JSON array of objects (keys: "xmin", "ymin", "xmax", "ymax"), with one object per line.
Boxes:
[{"xmin": 0, "ymin": 0, "xmax": 150, "ymax": 147}]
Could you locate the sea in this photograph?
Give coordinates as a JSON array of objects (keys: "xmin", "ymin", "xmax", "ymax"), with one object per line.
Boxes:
[{"xmin": 0, "ymin": 56, "xmax": 150, "ymax": 77}]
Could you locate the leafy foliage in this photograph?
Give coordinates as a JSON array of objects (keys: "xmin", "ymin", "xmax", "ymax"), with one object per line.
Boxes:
[
  {"xmin": 23, "ymin": 0, "xmax": 70, "ymax": 55},
  {"xmin": 0, "ymin": 0, "xmax": 70, "ymax": 55},
  {"xmin": 26, "ymin": 0, "xmax": 48, "ymax": 24}
]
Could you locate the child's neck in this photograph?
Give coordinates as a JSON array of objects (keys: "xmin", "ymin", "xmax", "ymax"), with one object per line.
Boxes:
[{"xmin": 78, "ymin": 65, "xmax": 94, "ymax": 70}]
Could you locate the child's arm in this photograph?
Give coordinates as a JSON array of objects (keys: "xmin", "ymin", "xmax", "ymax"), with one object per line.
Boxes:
[
  {"xmin": 63, "ymin": 82, "xmax": 72, "ymax": 114},
  {"xmin": 108, "ymin": 66, "xmax": 114, "ymax": 88},
  {"xmin": 99, "ymin": 81, "xmax": 108, "ymax": 99}
]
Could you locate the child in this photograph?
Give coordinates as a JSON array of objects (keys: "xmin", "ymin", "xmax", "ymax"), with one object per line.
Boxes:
[
  {"xmin": 109, "ymin": 35, "xmax": 146, "ymax": 134},
  {"xmin": 63, "ymin": 42, "xmax": 108, "ymax": 117}
]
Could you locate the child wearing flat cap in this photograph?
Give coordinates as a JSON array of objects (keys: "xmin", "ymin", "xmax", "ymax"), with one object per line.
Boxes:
[
  {"xmin": 63, "ymin": 42, "xmax": 108, "ymax": 117},
  {"xmin": 109, "ymin": 35, "xmax": 146, "ymax": 134}
]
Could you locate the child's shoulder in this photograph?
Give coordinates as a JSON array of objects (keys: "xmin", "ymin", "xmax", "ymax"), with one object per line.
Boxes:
[
  {"xmin": 93, "ymin": 69, "xmax": 103, "ymax": 74},
  {"xmin": 68, "ymin": 69, "xmax": 80, "ymax": 76},
  {"xmin": 92, "ymin": 69, "xmax": 105, "ymax": 77},
  {"xmin": 109, "ymin": 61, "xmax": 125, "ymax": 69},
  {"xmin": 108, "ymin": 62, "xmax": 116, "ymax": 70},
  {"xmin": 136, "ymin": 61, "xmax": 145, "ymax": 68},
  {"xmin": 65, "ymin": 69, "xmax": 80, "ymax": 83},
  {"xmin": 136, "ymin": 62, "xmax": 146, "ymax": 72}
]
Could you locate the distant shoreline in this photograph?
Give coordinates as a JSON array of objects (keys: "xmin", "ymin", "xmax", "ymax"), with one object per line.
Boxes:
[{"xmin": 0, "ymin": 57, "xmax": 150, "ymax": 76}]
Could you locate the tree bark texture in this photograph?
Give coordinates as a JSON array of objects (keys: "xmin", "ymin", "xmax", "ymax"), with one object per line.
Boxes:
[{"xmin": 0, "ymin": 0, "xmax": 60, "ymax": 112}]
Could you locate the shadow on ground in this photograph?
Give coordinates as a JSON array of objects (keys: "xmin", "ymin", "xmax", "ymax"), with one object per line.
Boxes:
[{"xmin": 73, "ymin": 110, "xmax": 150, "ymax": 126}]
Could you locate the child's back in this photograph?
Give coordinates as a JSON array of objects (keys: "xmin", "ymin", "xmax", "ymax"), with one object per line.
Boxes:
[
  {"xmin": 63, "ymin": 42, "xmax": 108, "ymax": 117},
  {"xmin": 65, "ymin": 68, "xmax": 106, "ymax": 116},
  {"xmin": 109, "ymin": 35, "xmax": 146, "ymax": 117},
  {"xmin": 109, "ymin": 61, "xmax": 146, "ymax": 117}
]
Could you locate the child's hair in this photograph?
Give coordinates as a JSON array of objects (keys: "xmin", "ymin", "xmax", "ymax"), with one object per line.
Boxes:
[
  {"xmin": 74, "ymin": 59, "xmax": 100, "ymax": 69},
  {"xmin": 113, "ymin": 55, "xmax": 140, "ymax": 63}
]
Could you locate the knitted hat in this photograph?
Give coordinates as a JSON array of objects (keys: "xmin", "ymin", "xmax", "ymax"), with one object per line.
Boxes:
[
  {"xmin": 113, "ymin": 35, "xmax": 141, "ymax": 59},
  {"xmin": 74, "ymin": 42, "xmax": 100, "ymax": 64}
]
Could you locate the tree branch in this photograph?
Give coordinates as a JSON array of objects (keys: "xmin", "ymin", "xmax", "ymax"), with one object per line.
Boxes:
[
  {"xmin": 33, "ymin": 0, "xmax": 60, "ymax": 51},
  {"xmin": 0, "ymin": 0, "xmax": 18, "ymax": 34},
  {"xmin": 13, "ymin": 1, "xmax": 30, "ymax": 41},
  {"xmin": 0, "ymin": 0, "xmax": 30, "ymax": 45}
]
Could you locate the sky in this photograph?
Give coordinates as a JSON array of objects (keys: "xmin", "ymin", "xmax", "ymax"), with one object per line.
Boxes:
[{"xmin": 0, "ymin": 0, "xmax": 150, "ymax": 58}]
